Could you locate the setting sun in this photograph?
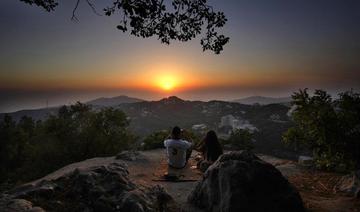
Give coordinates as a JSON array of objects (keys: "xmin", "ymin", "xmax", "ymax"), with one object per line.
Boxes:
[{"xmin": 156, "ymin": 75, "xmax": 178, "ymax": 91}]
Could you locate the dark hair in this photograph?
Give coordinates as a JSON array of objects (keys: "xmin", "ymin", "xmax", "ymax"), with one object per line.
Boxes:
[
  {"xmin": 202, "ymin": 130, "xmax": 223, "ymax": 162},
  {"xmin": 171, "ymin": 126, "xmax": 181, "ymax": 139}
]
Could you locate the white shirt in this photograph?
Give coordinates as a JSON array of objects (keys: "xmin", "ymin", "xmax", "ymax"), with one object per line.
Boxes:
[{"xmin": 164, "ymin": 139, "xmax": 192, "ymax": 168}]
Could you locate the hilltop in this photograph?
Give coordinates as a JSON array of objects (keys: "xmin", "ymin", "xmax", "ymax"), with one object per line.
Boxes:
[
  {"xmin": 1, "ymin": 149, "xmax": 357, "ymax": 211},
  {"xmin": 0, "ymin": 95, "xmax": 143, "ymax": 121},
  {"xmin": 233, "ymin": 96, "xmax": 291, "ymax": 105},
  {"xmin": 86, "ymin": 95, "xmax": 144, "ymax": 107}
]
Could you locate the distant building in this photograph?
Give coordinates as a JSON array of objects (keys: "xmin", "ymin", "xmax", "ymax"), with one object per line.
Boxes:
[
  {"xmin": 192, "ymin": 124, "xmax": 208, "ymax": 135},
  {"xmin": 219, "ymin": 114, "xmax": 258, "ymax": 134},
  {"xmin": 269, "ymin": 114, "xmax": 280, "ymax": 121},
  {"xmin": 192, "ymin": 124, "xmax": 207, "ymax": 131},
  {"xmin": 219, "ymin": 115, "xmax": 236, "ymax": 128}
]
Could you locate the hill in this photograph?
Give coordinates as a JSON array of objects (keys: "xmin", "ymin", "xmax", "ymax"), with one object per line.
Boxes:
[
  {"xmin": 0, "ymin": 107, "xmax": 59, "ymax": 122},
  {"xmin": 0, "ymin": 96, "xmax": 293, "ymax": 157},
  {"xmin": 0, "ymin": 95, "xmax": 143, "ymax": 122},
  {"xmin": 86, "ymin": 95, "xmax": 144, "ymax": 107},
  {"xmin": 112, "ymin": 96, "xmax": 293, "ymax": 156},
  {"xmin": 233, "ymin": 96, "xmax": 291, "ymax": 105}
]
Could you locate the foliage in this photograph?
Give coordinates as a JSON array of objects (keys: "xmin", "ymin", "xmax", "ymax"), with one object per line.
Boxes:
[
  {"xmin": 141, "ymin": 128, "xmax": 200, "ymax": 150},
  {"xmin": 283, "ymin": 89, "xmax": 360, "ymax": 171},
  {"xmin": 182, "ymin": 129, "xmax": 201, "ymax": 146},
  {"xmin": 141, "ymin": 130, "xmax": 169, "ymax": 150},
  {"xmin": 20, "ymin": 0, "xmax": 58, "ymax": 12},
  {"xmin": 19, "ymin": 0, "xmax": 229, "ymax": 54},
  {"xmin": 225, "ymin": 129, "xmax": 254, "ymax": 151},
  {"xmin": 0, "ymin": 102, "xmax": 134, "ymax": 184}
]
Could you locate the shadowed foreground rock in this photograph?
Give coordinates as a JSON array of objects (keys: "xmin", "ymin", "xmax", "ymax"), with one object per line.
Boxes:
[
  {"xmin": 188, "ymin": 151, "xmax": 305, "ymax": 212},
  {"xmin": 0, "ymin": 161, "xmax": 175, "ymax": 212}
]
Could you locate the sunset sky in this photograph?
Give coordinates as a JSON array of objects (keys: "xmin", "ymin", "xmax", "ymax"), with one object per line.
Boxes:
[{"xmin": 0, "ymin": 0, "xmax": 359, "ymax": 112}]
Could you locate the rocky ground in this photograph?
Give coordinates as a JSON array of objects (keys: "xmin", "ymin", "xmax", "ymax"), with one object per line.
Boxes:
[
  {"xmin": 124, "ymin": 150, "xmax": 359, "ymax": 211},
  {"xmin": 1, "ymin": 149, "xmax": 359, "ymax": 211},
  {"xmin": 259, "ymin": 155, "xmax": 360, "ymax": 211}
]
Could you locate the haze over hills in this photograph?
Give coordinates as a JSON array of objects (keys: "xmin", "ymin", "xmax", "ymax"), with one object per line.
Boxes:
[
  {"xmin": 233, "ymin": 96, "xmax": 292, "ymax": 105},
  {"xmin": 86, "ymin": 95, "xmax": 144, "ymax": 107},
  {"xmin": 0, "ymin": 95, "xmax": 144, "ymax": 121},
  {"xmin": 0, "ymin": 95, "xmax": 294, "ymax": 156}
]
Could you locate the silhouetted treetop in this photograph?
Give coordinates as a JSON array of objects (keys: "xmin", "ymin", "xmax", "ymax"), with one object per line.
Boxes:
[
  {"xmin": 20, "ymin": 0, "xmax": 58, "ymax": 12},
  {"xmin": 20, "ymin": 0, "xmax": 229, "ymax": 54}
]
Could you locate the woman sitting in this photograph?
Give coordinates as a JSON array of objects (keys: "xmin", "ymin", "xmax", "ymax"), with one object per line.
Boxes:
[{"xmin": 196, "ymin": 130, "xmax": 223, "ymax": 171}]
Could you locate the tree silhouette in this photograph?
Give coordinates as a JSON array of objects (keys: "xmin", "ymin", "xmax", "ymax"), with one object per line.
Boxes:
[{"xmin": 20, "ymin": 0, "xmax": 229, "ymax": 54}]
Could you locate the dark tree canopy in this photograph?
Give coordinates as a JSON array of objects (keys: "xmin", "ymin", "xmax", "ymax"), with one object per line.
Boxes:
[
  {"xmin": 20, "ymin": 0, "xmax": 229, "ymax": 54},
  {"xmin": 283, "ymin": 89, "xmax": 360, "ymax": 171},
  {"xmin": 0, "ymin": 102, "xmax": 134, "ymax": 184}
]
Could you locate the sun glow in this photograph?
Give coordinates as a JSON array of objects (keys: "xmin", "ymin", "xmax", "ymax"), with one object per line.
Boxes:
[{"xmin": 157, "ymin": 75, "xmax": 178, "ymax": 91}]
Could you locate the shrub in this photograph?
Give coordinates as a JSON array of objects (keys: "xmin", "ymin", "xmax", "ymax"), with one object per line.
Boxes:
[
  {"xmin": 283, "ymin": 89, "xmax": 360, "ymax": 171},
  {"xmin": 141, "ymin": 129, "xmax": 200, "ymax": 150},
  {"xmin": 225, "ymin": 129, "xmax": 254, "ymax": 151},
  {"xmin": 141, "ymin": 130, "xmax": 169, "ymax": 150},
  {"xmin": 0, "ymin": 102, "xmax": 134, "ymax": 184}
]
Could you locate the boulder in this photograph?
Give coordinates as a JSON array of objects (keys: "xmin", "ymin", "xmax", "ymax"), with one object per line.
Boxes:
[
  {"xmin": 1, "ymin": 161, "xmax": 174, "ymax": 212},
  {"xmin": 188, "ymin": 151, "xmax": 304, "ymax": 212}
]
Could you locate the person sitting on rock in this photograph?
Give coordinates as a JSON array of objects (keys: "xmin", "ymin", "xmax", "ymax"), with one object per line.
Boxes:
[
  {"xmin": 164, "ymin": 126, "xmax": 193, "ymax": 169},
  {"xmin": 196, "ymin": 130, "xmax": 223, "ymax": 171}
]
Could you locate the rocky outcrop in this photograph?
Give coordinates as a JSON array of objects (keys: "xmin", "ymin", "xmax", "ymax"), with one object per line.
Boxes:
[
  {"xmin": 188, "ymin": 151, "xmax": 305, "ymax": 212},
  {"xmin": 0, "ymin": 197, "xmax": 45, "ymax": 212},
  {"xmin": 1, "ymin": 161, "xmax": 175, "ymax": 212},
  {"xmin": 116, "ymin": 150, "xmax": 147, "ymax": 161}
]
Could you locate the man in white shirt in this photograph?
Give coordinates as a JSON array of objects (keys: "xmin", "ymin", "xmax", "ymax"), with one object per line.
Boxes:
[{"xmin": 164, "ymin": 126, "xmax": 192, "ymax": 168}]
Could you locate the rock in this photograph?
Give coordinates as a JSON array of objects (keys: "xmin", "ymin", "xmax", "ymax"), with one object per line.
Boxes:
[
  {"xmin": 1, "ymin": 161, "xmax": 174, "ymax": 212},
  {"xmin": 276, "ymin": 163, "xmax": 302, "ymax": 178},
  {"xmin": 188, "ymin": 151, "xmax": 304, "ymax": 212},
  {"xmin": 336, "ymin": 170, "xmax": 360, "ymax": 198},
  {"xmin": 298, "ymin": 156, "xmax": 313, "ymax": 166},
  {"xmin": 197, "ymin": 160, "xmax": 213, "ymax": 173},
  {"xmin": 116, "ymin": 151, "xmax": 147, "ymax": 161},
  {"xmin": 0, "ymin": 198, "xmax": 45, "ymax": 212}
]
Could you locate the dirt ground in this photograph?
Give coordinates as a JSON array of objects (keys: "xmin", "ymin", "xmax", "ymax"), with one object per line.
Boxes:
[
  {"xmin": 126, "ymin": 149, "xmax": 202, "ymax": 205},
  {"xmin": 288, "ymin": 170, "xmax": 360, "ymax": 212}
]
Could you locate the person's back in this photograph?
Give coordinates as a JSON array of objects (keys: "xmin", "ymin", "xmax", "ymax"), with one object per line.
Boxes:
[
  {"xmin": 164, "ymin": 138, "xmax": 192, "ymax": 168},
  {"xmin": 164, "ymin": 126, "xmax": 192, "ymax": 168}
]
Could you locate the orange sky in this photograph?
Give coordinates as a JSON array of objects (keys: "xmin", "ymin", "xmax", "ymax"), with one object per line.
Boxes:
[{"xmin": 0, "ymin": 0, "xmax": 359, "ymax": 112}]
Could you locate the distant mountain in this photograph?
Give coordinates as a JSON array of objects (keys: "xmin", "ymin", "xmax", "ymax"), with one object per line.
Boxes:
[
  {"xmin": 0, "ymin": 95, "xmax": 293, "ymax": 157},
  {"xmin": 0, "ymin": 107, "xmax": 59, "ymax": 122},
  {"xmin": 233, "ymin": 96, "xmax": 291, "ymax": 105},
  {"xmin": 86, "ymin": 95, "xmax": 144, "ymax": 107},
  {"xmin": 0, "ymin": 95, "xmax": 143, "ymax": 121}
]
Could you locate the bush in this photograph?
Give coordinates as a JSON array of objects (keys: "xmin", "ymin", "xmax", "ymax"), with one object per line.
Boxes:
[
  {"xmin": 0, "ymin": 102, "xmax": 134, "ymax": 184},
  {"xmin": 283, "ymin": 89, "xmax": 360, "ymax": 171},
  {"xmin": 141, "ymin": 130, "xmax": 169, "ymax": 150},
  {"xmin": 225, "ymin": 129, "xmax": 254, "ymax": 151},
  {"xmin": 141, "ymin": 129, "xmax": 200, "ymax": 150}
]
